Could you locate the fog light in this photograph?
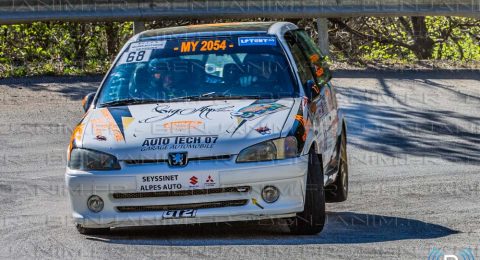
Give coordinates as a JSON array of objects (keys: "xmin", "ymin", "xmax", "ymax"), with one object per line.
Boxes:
[
  {"xmin": 261, "ymin": 186, "xmax": 279, "ymax": 203},
  {"xmin": 87, "ymin": 195, "xmax": 104, "ymax": 213}
]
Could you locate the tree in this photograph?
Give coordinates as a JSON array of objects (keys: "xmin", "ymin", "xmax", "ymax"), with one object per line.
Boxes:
[{"xmin": 327, "ymin": 16, "xmax": 480, "ymax": 61}]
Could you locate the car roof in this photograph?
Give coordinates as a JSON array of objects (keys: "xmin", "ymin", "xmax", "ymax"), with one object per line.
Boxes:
[{"xmin": 137, "ymin": 22, "xmax": 295, "ymax": 40}]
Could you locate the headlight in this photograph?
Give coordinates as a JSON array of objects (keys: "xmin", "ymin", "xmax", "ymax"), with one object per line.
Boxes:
[
  {"xmin": 68, "ymin": 148, "xmax": 121, "ymax": 171},
  {"xmin": 236, "ymin": 136, "xmax": 298, "ymax": 163}
]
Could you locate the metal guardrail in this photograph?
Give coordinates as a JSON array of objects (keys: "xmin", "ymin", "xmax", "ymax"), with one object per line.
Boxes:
[{"xmin": 0, "ymin": 0, "xmax": 478, "ymax": 24}]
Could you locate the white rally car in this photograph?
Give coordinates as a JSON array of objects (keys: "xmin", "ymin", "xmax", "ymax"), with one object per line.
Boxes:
[{"xmin": 67, "ymin": 22, "xmax": 348, "ymax": 235}]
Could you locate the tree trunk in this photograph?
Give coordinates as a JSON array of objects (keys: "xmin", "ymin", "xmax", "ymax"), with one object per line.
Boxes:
[
  {"xmin": 410, "ymin": 17, "xmax": 435, "ymax": 59},
  {"xmin": 105, "ymin": 22, "xmax": 119, "ymax": 60},
  {"xmin": 71, "ymin": 23, "xmax": 88, "ymax": 67}
]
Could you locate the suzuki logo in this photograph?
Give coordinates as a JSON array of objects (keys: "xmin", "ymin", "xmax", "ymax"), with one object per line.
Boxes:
[
  {"xmin": 190, "ymin": 176, "xmax": 198, "ymax": 185},
  {"xmin": 168, "ymin": 152, "xmax": 188, "ymax": 167}
]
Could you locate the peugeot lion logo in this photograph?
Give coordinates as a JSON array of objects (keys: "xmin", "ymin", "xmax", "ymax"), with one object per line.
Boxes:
[{"xmin": 168, "ymin": 152, "xmax": 188, "ymax": 167}]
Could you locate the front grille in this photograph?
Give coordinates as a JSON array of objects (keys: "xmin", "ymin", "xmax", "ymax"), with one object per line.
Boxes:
[
  {"xmin": 116, "ymin": 199, "xmax": 249, "ymax": 212},
  {"xmin": 112, "ymin": 186, "xmax": 251, "ymax": 199},
  {"xmin": 124, "ymin": 155, "xmax": 231, "ymax": 165}
]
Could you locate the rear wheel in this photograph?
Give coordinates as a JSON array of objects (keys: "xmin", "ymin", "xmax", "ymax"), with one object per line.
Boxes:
[
  {"xmin": 326, "ymin": 132, "xmax": 348, "ymax": 202},
  {"xmin": 76, "ymin": 224, "xmax": 110, "ymax": 235},
  {"xmin": 288, "ymin": 149, "xmax": 326, "ymax": 235}
]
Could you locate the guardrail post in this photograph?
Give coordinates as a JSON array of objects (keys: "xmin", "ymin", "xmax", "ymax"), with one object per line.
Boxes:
[
  {"xmin": 133, "ymin": 21, "xmax": 145, "ymax": 34},
  {"xmin": 316, "ymin": 18, "xmax": 330, "ymax": 57}
]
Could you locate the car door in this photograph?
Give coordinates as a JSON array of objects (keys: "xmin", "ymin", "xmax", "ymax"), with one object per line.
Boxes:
[
  {"xmin": 284, "ymin": 31, "xmax": 334, "ymax": 171},
  {"xmin": 292, "ymin": 30, "xmax": 338, "ymax": 170}
]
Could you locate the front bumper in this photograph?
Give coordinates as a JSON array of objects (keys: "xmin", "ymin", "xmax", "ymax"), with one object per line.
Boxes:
[{"xmin": 65, "ymin": 155, "xmax": 308, "ymax": 228}]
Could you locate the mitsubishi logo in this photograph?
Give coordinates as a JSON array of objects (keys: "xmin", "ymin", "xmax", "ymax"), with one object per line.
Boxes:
[{"xmin": 168, "ymin": 152, "xmax": 188, "ymax": 167}]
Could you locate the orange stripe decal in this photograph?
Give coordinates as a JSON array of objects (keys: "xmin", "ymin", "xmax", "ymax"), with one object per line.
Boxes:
[{"xmin": 101, "ymin": 108, "xmax": 125, "ymax": 142}]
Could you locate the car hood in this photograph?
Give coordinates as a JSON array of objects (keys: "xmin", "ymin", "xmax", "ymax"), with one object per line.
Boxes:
[{"xmin": 80, "ymin": 98, "xmax": 297, "ymax": 160}]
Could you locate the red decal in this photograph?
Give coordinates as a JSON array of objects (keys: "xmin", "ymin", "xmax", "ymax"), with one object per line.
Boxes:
[{"xmin": 190, "ymin": 176, "xmax": 198, "ymax": 185}]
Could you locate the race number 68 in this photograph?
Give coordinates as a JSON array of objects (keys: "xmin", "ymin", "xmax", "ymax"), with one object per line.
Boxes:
[{"xmin": 126, "ymin": 51, "xmax": 146, "ymax": 62}]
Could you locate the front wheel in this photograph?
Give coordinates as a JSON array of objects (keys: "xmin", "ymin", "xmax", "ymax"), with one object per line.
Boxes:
[{"xmin": 288, "ymin": 150, "xmax": 326, "ymax": 235}]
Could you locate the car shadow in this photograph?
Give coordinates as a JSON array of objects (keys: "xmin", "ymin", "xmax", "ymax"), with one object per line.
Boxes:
[{"xmin": 86, "ymin": 211, "xmax": 458, "ymax": 246}]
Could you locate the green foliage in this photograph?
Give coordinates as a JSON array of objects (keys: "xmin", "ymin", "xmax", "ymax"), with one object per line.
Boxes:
[
  {"xmin": 0, "ymin": 22, "xmax": 133, "ymax": 78},
  {"xmin": 0, "ymin": 18, "xmax": 478, "ymax": 77}
]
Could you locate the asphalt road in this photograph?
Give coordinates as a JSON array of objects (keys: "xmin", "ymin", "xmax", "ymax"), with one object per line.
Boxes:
[{"xmin": 0, "ymin": 70, "xmax": 479, "ymax": 259}]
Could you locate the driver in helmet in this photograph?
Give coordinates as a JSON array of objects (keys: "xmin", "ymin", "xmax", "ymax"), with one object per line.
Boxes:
[{"xmin": 148, "ymin": 58, "xmax": 176, "ymax": 99}]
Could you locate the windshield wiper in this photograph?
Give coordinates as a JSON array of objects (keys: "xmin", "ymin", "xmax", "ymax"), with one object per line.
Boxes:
[
  {"xmin": 169, "ymin": 92, "xmax": 263, "ymax": 101},
  {"xmin": 168, "ymin": 93, "xmax": 212, "ymax": 101},
  {"xmin": 99, "ymin": 98, "xmax": 164, "ymax": 107}
]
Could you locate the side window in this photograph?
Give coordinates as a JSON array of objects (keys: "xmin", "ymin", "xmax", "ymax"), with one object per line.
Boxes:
[
  {"xmin": 293, "ymin": 30, "xmax": 331, "ymax": 86},
  {"xmin": 285, "ymin": 32, "xmax": 319, "ymax": 97},
  {"xmin": 290, "ymin": 45, "xmax": 314, "ymax": 85}
]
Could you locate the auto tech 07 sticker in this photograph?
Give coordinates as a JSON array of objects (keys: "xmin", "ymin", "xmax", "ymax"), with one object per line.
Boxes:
[{"xmin": 141, "ymin": 135, "xmax": 218, "ymax": 151}]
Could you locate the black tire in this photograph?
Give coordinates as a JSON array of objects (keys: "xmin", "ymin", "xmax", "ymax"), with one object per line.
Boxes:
[
  {"xmin": 76, "ymin": 224, "xmax": 110, "ymax": 235},
  {"xmin": 326, "ymin": 132, "xmax": 348, "ymax": 203},
  {"xmin": 288, "ymin": 149, "xmax": 326, "ymax": 235}
]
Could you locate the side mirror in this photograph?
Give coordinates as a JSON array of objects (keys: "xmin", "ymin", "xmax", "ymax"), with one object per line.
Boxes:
[{"xmin": 82, "ymin": 92, "xmax": 95, "ymax": 112}]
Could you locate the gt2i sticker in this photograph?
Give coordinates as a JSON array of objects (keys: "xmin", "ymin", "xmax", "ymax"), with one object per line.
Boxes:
[
  {"xmin": 140, "ymin": 104, "xmax": 234, "ymax": 123},
  {"xmin": 118, "ymin": 50, "xmax": 152, "ymax": 64},
  {"xmin": 129, "ymin": 40, "xmax": 166, "ymax": 51},
  {"xmin": 174, "ymin": 40, "xmax": 232, "ymax": 53},
  {"xmin": 162, "ymin": 209, "xmax": 197, "ymax": 219},
  {"xmin": 231, "ymin": 102, "xmax": 288, "ymax": 121},
  {"xmin": 238, "ymin": 37, "xmax": 277, "ymax": 46},
  {"xmin": 141, "ymin": 135, "xmax": 218, "ymax": 151}
]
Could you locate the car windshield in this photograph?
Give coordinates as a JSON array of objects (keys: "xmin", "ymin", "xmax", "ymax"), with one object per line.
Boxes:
[{"xmin": 97, "ymin": 35, "xmax": 297, "ymax": 107}]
